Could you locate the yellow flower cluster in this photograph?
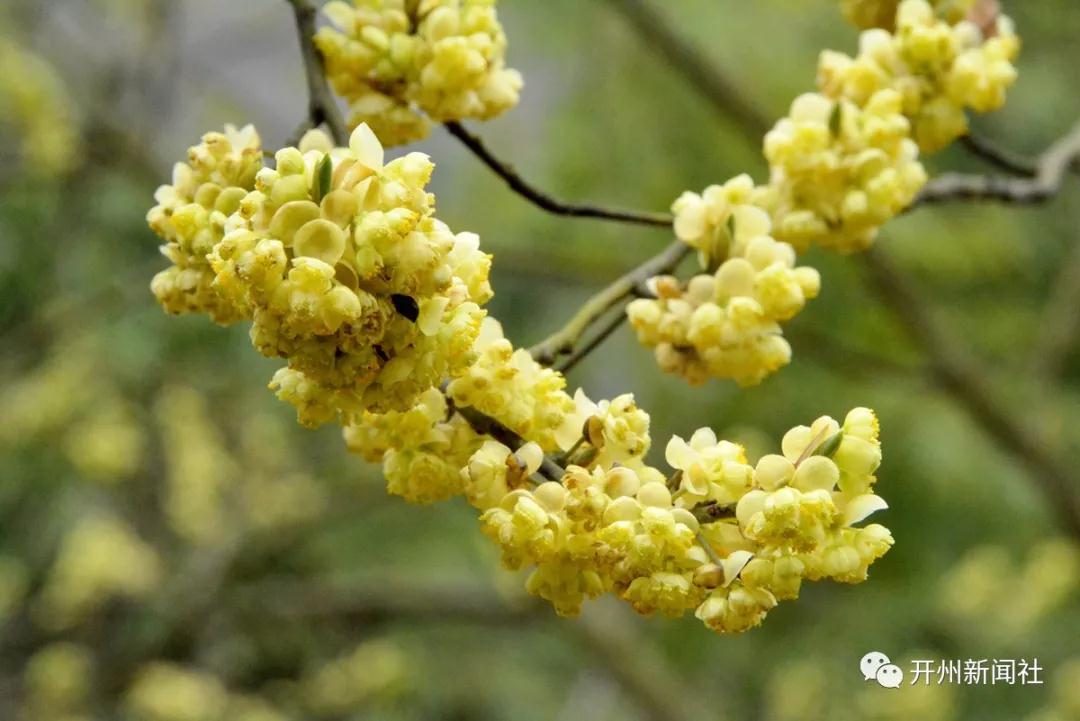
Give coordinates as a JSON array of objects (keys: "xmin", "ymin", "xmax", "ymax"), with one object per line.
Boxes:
[
  {"xmin": 632, "ymin": 176, "xmax": 821, "ymax": 386},
  {"xmin": 125, "ymin": 663, "xmax": 305, "ymax": 721},
  {"xmin": 473, "ymin": 407, "xmax": 891, "ymax": 631},
  {"xmin": 1029, "ymin": 658, "xmax": 1080, "ymax": 721},
  {"xmin": 938, "ymin": 538, "xmax": 1079, "ymax": 642},
  {"xmin": 0, "ymin": 339, "xmax": 98, "ymax": 446},
  {"xmin": 23, "ymin": 643, "xmax": 94, "ymax": 721},
  {"xmin": 145, "ymin": 4, "xmax": 902, "ymax": 639},
  {"xmin": 148, "ymin": 124, "xmax": 263, "ymax": 323},
  {"xmin": 839, "ymin": 0, "xmax": 975, "ymax": 30},
  {"xmin": 346, "ymin": 320, "xmax": 659, "ymax": 503},
  {"xmin": 0, "ymin": 339, "xmax": 147, "ymax": 483},
  {"xmin": 446, "ymin": 318, "xmax": 578, "ymax": 452},
  {"xmin": 0, "ymin": 557, "xmax": 27, "ymax": 622},
  {"xmin": 760, "ymin": 89, "xmax": 927, "ymax": 253},
  {"xmin": 35, "ymin": 516, "xmax": 162, "ymax": 631},
  {"xmin": 123, "ymin": 647, "xmax": 404, "ymax": 721},
  {"xmin": 344, "ymin": 386, "xmax": 482, "ymax": 503},
  {"xmin": 636, "ymin": 0, "xmax": 1019, "ymax": 387},
  {"xmin": 320, "ymin": 291, "xmax": 891, "ymax": 632},
  {"xmin": 0, "ymin": 38, "xmax": 80, "ymax": 177},
  {"xmin": 304, "ymin": 640, "xmax": 408, "ymax": 716},
  {"xmin": 156, "ymin": 386, "xmax": 236, "ymax": 545},
  {"xmin": 822, "ymin": 0, "xmax": 1020, "ymax": 152},
  {"xmin": 316, "ymin": 0, "xmax": 523, "ymax": 146},
  {"xmin": 148, "ymin": 124, "xmax": 492, "ymax": 424},
  {"xmin": 125, "ymin": 664, "xmax": 226, "ymax": 721},
  {"xmin": 62, "ymin": 397, "xmax": 145, "ymax": 482},
  {"xmin": 147, "ymin": 143, "xmax": 894, "ymax": 634}
]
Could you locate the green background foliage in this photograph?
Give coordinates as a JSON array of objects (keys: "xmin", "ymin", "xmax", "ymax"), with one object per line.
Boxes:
[{"xmin": 1, "ymin": 1, "xmax": 1078, "ymax": 719}]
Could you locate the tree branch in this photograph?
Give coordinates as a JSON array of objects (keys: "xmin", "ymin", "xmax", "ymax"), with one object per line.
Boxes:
[
  {"xmin": 444, "ymin": 121, "xmax": 674, "ymax": 228},
  {"xmin": 452, "ymin": 402, "xmax": 567, "ymax": 481},
  {"xmin": 600, "ymin": 0, "xmax": 1080, "ymax": 538},
  {"xmin": 959, "ymin": 133, "xmax": 1039, "ymax": 176},
  {"xmin": 529, "ymin": 240, "xmax": 692, "ymax": 366},
  {"xmin": 288, "ymin": 0, "xmax": 350, "ymax": 146},
  {"xmin": 250, "ymin": 579, "xmax": 711, "ymax": 721},
  {"xmin": 600, "ymin": 0, "xmax": 771, "ymax": 143},
  {"xmin": 573, "ymin": 607, "xmax": 719, "ymax": 721},
  {"xmin": 251, "ymin": 577, "xmax": 544, "ymax": 625},
  {"xmin": 554, "ymin": 308, "xmax": 629, "ymax": 375},
  {"xmin": 859, "ymin": 246, "xmax": 1080, "ymax": 538},
  {"xmin": 914, "ymin": 120, "xmax": 1080, "ymax": 207}
]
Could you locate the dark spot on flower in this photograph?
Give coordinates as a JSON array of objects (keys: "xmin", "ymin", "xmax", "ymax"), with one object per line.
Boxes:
[{"xmin": 391, "ymin": 294, "xmax": 420, "ymax": 322}]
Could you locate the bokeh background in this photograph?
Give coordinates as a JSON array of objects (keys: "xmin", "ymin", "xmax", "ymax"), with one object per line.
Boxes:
[{"xmin": 2, "ymin": 1, "xmax": 1079, "ymax": 720}]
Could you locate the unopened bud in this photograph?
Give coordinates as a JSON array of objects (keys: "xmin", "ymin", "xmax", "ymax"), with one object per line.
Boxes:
[{"xmin": 693, "ymin": 563, "xmax": 725, "ymax": 588}]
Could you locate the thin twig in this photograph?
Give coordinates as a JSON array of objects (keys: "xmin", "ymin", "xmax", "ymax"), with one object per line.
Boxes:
[
  {"xmin": 444, "ymin": 121, "xmax": 674, "ymax": 228},
  {"xmin": 288, "ymin": 0, "xmax": 350, "ymax": 145},
  {"xmin": 574, "ymin": 606, "xmax": 718, "ymax": 721},
  {"xmin": 555, "ymin": 308, "xmax": 630, "ymax": 375},
  {"xmin": 250, "ymin": 579, "xmax": 710, "ymax": 721},
  {"xmin": 859, "ymin": 246, "xmax": 1080, "ymax": 538},
  {"xmin": 793, "ymin": 426, "xmax": 830, "ymax": 467},
  {"xmin": 696, "ymin": 531, "xmax": 724, "ymax": 566},
  {"xmin": 914, "ymin": 120, "xmax": 1080, "ymax": 207},
  {"xmin": 252, "ymin": 577, "xmax": 544, "ymax": 624},
  {"xmin": 601, "ymin": 0, "xmax": 771, "ymax": 143},
  {"xmin": 530, "ymin": 240, "xmax": 692, "ymax": 365},
  {"xmin": 959, "ymin": 133, "xmax": 1038, "ymax": 176}
]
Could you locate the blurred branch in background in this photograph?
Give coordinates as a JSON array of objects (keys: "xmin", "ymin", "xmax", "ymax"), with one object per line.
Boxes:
[
  {"xmin": 599, "ymin": 0, "xmax": 771, "ymax": 146},
  {"xmin": 529, "ymin": 240, "xmax": 692, "ymax": 367},
  {"xmin": 255, "ymin": 577, "xmax": 715, "ymax": 721},
  {"xmin": 602, "ymin": 0, "xmax": 1080, "ymax": 539},
  {"xmin": 1032, "ymin": 234, "xmax": 1080, "ymax": 381},
  {"xmin": 859, "ymin": 246, "xmax": 1080, "ymax": 538}
]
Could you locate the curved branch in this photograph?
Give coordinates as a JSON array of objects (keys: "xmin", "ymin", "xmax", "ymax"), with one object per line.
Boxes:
[
  {"xmin": 453, "ymin": 403, "xmax": 567, "ymax": 481},
  {"xmin": 914, "ymin": 120, "xmax": 1080, "ymax": 207},
  {"xmin": 288, "ymin": 0, "xmax": 350, "ymax": 146},
  {"xmin": 444, "ymin": 121, "xmax": 674, "ymax": 228},
  {"xmin": 959, "ymin": 133, "xmax": 1038, "ymax": 176},
  {"xmin": 529, "ymin": 240, "xmax": 692, "ymax": 365}
]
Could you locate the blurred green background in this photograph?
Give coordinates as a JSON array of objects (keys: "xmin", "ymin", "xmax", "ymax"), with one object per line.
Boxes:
[{"xmin": 1, "ymin": 1, "xmax": 1079, "ymax": 720}]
